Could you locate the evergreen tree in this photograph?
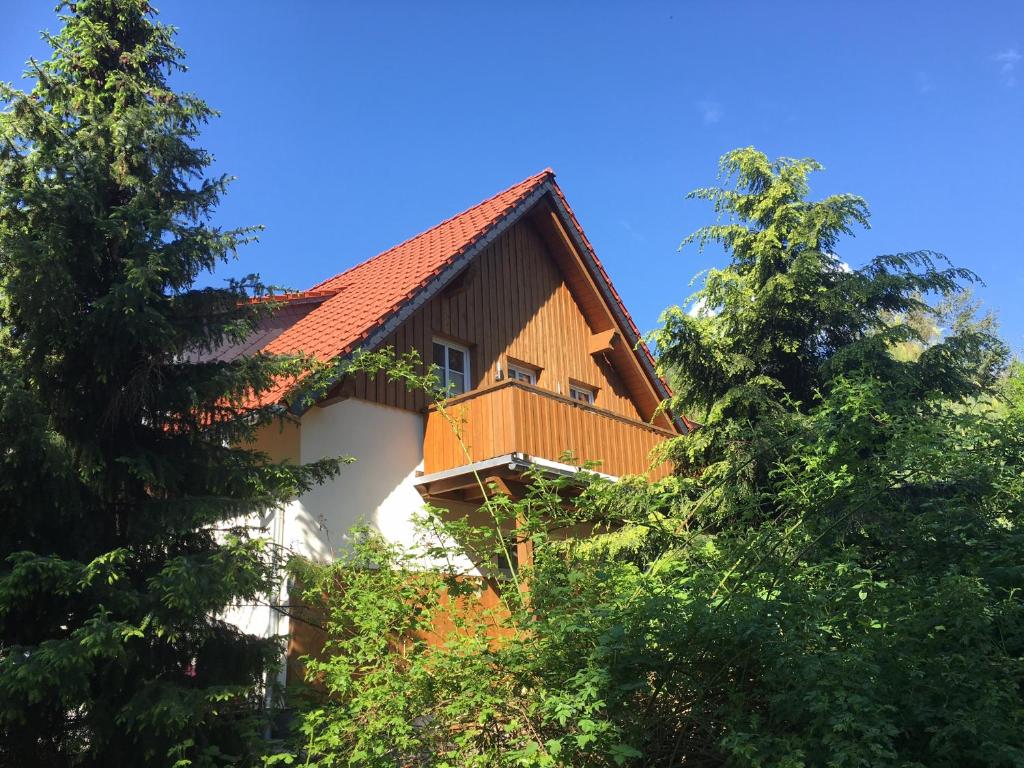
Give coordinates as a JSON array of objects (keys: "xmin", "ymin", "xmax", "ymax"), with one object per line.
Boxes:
[
  {"xmin": 885, "ymin": 286, "xmax": 1007, "ymax": 389},
  {"xmin": 0, "ymin": 2, "xmax": 341, "ymax": 765},
  {"xmin": 656, "ymin": 149, "xmax": 986, "ymax": 415},
  {"xmin": 652, "ymin": 149, "xmax": 1008, "ymax": 519}
]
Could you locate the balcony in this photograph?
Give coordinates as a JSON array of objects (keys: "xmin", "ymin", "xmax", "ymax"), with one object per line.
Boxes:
[{"xmin": 421, "ymin": 379, "xmax": 675, "ymax": 483}]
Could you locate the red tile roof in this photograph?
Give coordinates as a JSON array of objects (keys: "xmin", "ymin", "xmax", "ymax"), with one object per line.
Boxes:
[
  {"xmin": 263, "ymin": 169, "xmax": 553, "ymax": 362},
  {"xmin": 252, "ymin": 169, "xmax": 680, "ymax": 427}
]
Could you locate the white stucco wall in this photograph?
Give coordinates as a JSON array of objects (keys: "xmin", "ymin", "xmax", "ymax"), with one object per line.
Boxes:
[
  {"xmin": 221, "ymin": 507, "xmax": 287, "ymax": 640},
  {"xmin": 225, "ymin": 397, "xmax": 475, "ymax": 653},
  {"xmin": 285, "ymin": 397, "xmax": 428, "ymax": 561}
]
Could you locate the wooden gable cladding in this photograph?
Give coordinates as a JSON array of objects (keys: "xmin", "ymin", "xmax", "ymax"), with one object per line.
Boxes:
[
  {"xmin": 342, "ymin": 216, "xmax": 652, "ymax": 423},
  {"xmin": 527, "ymin": 200, "xmax": 672, "ymax": 429}
]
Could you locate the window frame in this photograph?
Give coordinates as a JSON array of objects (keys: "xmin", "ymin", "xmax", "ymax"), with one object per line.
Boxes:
[
  {"xmin": 568, "ymin": 383, "xmax": 595, "ymax": 405},
  {"xmin": 494, "ymin": 544, "xmax": 519, "ymax": 579},
  {"xmin": 507, "ymin": 363, "xmax": 537, "ymax": 385},
  {"xmin": 432, "ymin": 338, "xmax": 471, "ymax": 396}
]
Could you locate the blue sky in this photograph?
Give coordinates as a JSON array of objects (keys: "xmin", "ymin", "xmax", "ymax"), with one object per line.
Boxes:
[{"xmin": 4, "ymin": 2, "xmax": 1023, "ymax": 349}]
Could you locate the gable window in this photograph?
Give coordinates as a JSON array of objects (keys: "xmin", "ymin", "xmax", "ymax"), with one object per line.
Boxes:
[
  {"xmin": 569, "ymin": 384, "xmax": 595, "ymax": 405},
  {"xmin": 507, "ymin": 364, "xmax": 536, "ymax": 385},
  {"xmin": 432, "ymin": 339, "xmax": 470, "ymax": 395}
]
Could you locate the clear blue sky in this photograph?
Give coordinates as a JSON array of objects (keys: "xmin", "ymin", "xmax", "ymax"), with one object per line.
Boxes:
[{"xmin": 4, "ymin": 2, "xmax": 1023, "ymax": 349}]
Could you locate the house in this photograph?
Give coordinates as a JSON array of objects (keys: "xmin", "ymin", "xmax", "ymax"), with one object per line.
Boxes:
[{"xmin": 224, "ymin": 169, "xmax": 689, "ymax": 665}]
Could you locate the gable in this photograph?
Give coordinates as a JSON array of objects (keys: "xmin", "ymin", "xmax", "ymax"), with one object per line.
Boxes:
[
  {"xmin": 261, "ymin": 171, "xmax": 552, "ymax": 363},
  {"xmin": 345, "ymin": 217, "xmax": 651, "ymax": 423},
  {"xmin": 248, "ymin": 170, "xmax": 686, "ymax": 433}
]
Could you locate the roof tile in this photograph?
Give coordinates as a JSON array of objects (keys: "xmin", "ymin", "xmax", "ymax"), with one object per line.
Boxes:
[
  {"xmin": 249, "ymin": 169, "xmax": 678, "ymax": 425},
  {"xmin": 263, "ymin": 169, "xmax": 553, "ymax": 363}
]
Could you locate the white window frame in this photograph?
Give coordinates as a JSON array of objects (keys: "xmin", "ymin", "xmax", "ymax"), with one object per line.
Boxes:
[
  {"xmin": 507, "ymin": 363, "xmax": 536, "ymax": 385},
  {"xmin": 569, "ymin": 384, "xmax": 595, "ymax": 405},
  {"xmin": 432, "ymin": 338, "xmax": 471, "ymax": 395}
]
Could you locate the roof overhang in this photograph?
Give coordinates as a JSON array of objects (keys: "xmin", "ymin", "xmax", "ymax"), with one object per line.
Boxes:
[
  {"xmin": 413, "ymin": 452, "xmax": 617, "ymax": 503},
  {"xmin": 289, "ymin": 178, "xmax": 689, "ymax": 434}
]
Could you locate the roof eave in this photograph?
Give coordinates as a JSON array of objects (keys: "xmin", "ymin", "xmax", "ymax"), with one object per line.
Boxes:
[
  {"xmin": 286, "ymin": 180, "xmax": 554, "ymax": 416},
  {"xmin": 541, "ymin": 184, "xmax": 688, "ymax": 435},
  {"xmin": 286, "ymin": 177, "xmax": 690, "ymax": 435}
]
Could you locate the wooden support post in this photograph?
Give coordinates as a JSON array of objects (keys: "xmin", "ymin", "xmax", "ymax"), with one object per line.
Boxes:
[
  {"xmin": 483, "ymin": 475, "xmax": 514, "ymax": 497},
  {"xmin": 484, "ymin": 474, "xmax": 533, "ymax": 590},
  {"xmin": 515, "ymin": 511, "xmax": 534, "ymax": 571},
  {"xmin": 423, "ymin": 474, "xmax": 476, "ymax": 498}
]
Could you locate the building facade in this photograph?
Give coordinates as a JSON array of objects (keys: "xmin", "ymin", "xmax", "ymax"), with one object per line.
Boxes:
[{"xmin": 222, "ymin": 170, "xmax": 690, "ymax": 661}]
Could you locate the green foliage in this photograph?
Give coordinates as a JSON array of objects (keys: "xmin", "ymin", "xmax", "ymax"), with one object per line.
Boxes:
[
  {"xmin": 653, "ymin": 148, "xmax": 1005, "ymax": 417},
  {"xmin": 282, "ymin": 149, "xmax": 1024, "ymax": 767},
  {"xmin": 0, "ymin": 2, "xmax": 343, "ymax": 765},
  {"xmin": 1004, "ymin": 361, "xmax": 1024, "ymax": 415},
  {"xmin": 884, "ymin": 287, "xmax": 1007, "ymax": 392}
]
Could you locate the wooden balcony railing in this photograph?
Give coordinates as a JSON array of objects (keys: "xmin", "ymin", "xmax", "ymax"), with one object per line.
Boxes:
[{"xmin": 423, "ymin": 380, "xmax": 675, "ymax": 480}]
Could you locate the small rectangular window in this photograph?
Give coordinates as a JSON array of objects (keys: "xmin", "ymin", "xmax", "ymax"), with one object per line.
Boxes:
[
  {"xmin": 507, "ymin": 364, "xmax": 536, "ymax": 384},
  {"xmin": 495, "ymin": 545, "xmax": 519, "ymax": 579},
  {"xmin": 569, "ymin": 385, "xmax": 594, "ymax": 405},
  {"xmin": 432, "ymin": 339, "xmax": 471, "ymax": 395}
]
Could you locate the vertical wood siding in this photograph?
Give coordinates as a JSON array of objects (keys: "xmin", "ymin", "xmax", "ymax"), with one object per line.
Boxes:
[
  {"xmin": 423, "ymin": 381, "xmax": 675, "ymax": 480},
  {"xmin": 346, "ymin": 218, "xmax": 646, "ymax": 422}
]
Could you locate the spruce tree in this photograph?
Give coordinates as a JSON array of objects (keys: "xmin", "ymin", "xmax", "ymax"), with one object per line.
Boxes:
[{"xmin": 0, "ymin": 2, "xmax": 341, "ymax": 765}]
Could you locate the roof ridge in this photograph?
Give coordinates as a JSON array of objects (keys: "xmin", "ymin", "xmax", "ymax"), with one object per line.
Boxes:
[
  {"xmin": 251, "ymin": 168, "xmax": 687, "ymax": 430},
  {"xmin": 244, "ymin": 288, "xmax": 339, "ymax": 305},
  {"xmin": 309, "ymin": 168, "xmax": 553, "ymax": 292}
]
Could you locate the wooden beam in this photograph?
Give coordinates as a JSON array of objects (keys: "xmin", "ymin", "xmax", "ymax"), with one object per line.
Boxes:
[
  {"xmin": 440, "ymin": 262, "xmax": 478, "ymax": 299},
  {"xmin": 315, "ymin": 376, "xmax": 355, "ymax": 408},
  {"xmin": 588, "ymin": 329, "xmax": 619, "ymax": 356},
  {"xmin": 537, "ymin": 206, "xmax": 670, "ymax": 427},
  {"xmin": 483, "ymin": 475, "xmax": 514, "ymax": 497},
  {"xmin": 422, "ymin": 471, "xmax": 529, "ymax": 502},
  {"xmin": 546, "ymin": 210, "xmax": 615, "ymax": 332},
  {"xmin": 464, "ymin": 475, "xmax": 528, "ymax": 502},
  {"xmin": 424, "ymin": 475, "xmax": 477, "ymax": 497},
  {"xmin": 417, "ymin": 487, "xmax": 468, "ymax": 503},
  {"xmin": 463, "ymin": 486, "xmax": 485, "ymax": 502},
  {"xmin": 515, "ymin": 512, "xmax": 534, "ymax": 569}
]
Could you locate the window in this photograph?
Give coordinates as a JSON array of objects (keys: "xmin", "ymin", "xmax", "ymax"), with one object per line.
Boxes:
[
  {"xmin": 432, "ymin": 339, "xmax": 470, "ymax": 395},
  {"xmin": 569, "ymin": 384, "xmax": 595, "ymax": 405},
  {"xmin": 507, "ymin": 364, "xmax": 536, "ymax": 384},
  {"xmin": 495, "ymin": 545, "xmax": 519, "ymax": 579}
]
